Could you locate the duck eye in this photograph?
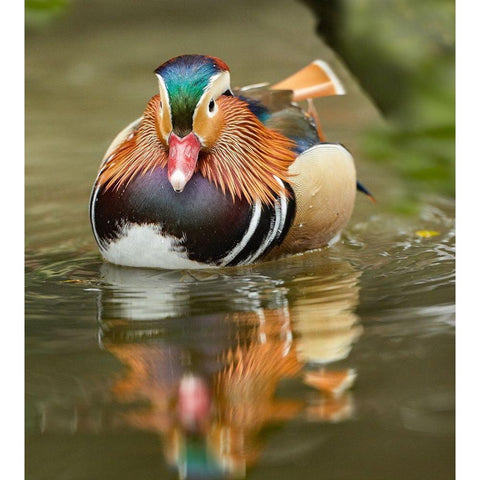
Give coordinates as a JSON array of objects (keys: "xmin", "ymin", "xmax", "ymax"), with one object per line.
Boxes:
[
  {"xmin": 208, "ymin": 99, "xmax": 215, "ymax": 112},
  {"xmin": 223, "ymin": 89, "xmax": 233, "ymax": 96}
]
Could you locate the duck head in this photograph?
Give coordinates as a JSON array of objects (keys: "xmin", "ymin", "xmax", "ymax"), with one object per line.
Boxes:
[
  {"xmin": 154, "ymin": 55, "xmax": 233, "ymax": 192},
  {"xmin": 99, "ymin": 55, "xmax": 296, "ymax": 205}
]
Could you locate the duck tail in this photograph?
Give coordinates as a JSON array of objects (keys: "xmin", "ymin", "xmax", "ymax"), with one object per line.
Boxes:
[
  {"xmin": 357, "ymin": 181, "xmax": 376, "ymax": 203},
  {"xmin": 271, "ymin": 59, "xmax": 345, "ymax": 102}
]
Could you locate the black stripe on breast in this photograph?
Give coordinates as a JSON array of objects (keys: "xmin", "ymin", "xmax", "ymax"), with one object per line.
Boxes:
[{"xmin": 224, "ymin": 181, "xmax": 296, "ymax": 267}]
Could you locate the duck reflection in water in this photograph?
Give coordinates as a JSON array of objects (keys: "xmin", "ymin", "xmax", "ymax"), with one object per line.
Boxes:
[{"xmin": 98, "ymin": 260, "xmax": 362, "ymax": 479}]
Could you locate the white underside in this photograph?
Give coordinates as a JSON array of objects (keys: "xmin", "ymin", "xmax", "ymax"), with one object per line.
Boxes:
[{"xmin": 101, "ymin": 224, "xmax": 210, "ymax": 269}]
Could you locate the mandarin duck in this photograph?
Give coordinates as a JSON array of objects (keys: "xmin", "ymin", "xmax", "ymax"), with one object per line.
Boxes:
[{"xmin": 90, "ymin": 54, "xmax": 370, "ymax": 269}]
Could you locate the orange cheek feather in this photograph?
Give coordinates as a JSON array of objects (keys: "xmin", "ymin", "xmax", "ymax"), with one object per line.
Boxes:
[{"xmin": 193, "ymin": 100, "xmax": 225, "ymax": 148}]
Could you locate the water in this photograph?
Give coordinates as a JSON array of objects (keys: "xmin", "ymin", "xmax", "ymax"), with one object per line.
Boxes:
[{"xmin": 26, "ymin": 2, "xmax": 454, "ymax": 479}]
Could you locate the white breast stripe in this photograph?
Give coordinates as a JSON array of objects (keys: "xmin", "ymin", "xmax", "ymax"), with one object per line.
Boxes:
[
  {"xmin": 219, "ymin": 200, "xmax": 262, "ymax": 266},
  {"xmin": 239, "ymin": 202, "xmax": 279, "ymax": 265},
  {"xmin": 239, "ymin": 177, "xmax": 287, "ymax": 265},
  {"xmin": 89, "ymin": 184, "xmax": 103, "ymax": 251},
  {"xmin": 273, "ymin": 176, "xmax": 288, "ymax": 240}
]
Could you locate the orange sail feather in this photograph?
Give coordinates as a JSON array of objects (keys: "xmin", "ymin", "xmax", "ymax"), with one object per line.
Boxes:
[{"xmin": 271, "ymin": 60, "xmax": 345, "ymax": 102}]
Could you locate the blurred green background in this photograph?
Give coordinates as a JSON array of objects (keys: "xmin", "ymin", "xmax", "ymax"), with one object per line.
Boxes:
[{"xmin": 300, "ymin": 0, "xmax": 455, "ymax": 211}]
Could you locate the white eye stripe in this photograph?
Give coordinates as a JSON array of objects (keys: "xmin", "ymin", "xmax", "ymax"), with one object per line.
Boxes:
[
  {"xmin": 206, "ymin": 71, "xmax": 231, "ymax": 101},
  {"xmin": 156, "ymin": 75, "xmax": 171, "ymax": 113},
  {"xmin": 156, "ymin": 74, "xmax": 169, "ymax": 98},
  {"xmin": 193, "ymin": 71, "xmax": 231, "ymax": 120},
  {"xmin": 155, "ymin": 73, "xmax": 173, "ymax": 142}
]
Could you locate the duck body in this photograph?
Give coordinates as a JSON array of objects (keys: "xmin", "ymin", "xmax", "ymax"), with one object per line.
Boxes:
[
  {"xmin": 92, "ymin": 151, "xmax": 296, "ymax": 268},
  {"xmin": 90, "ymin": 55, "xmax": 358, "ymax": 269}
]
